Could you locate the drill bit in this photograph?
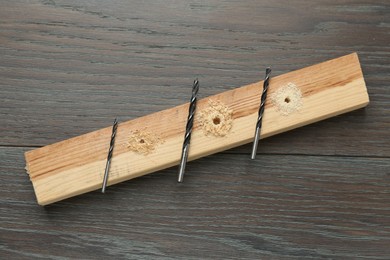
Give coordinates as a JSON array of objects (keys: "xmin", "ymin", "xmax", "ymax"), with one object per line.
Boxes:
[
  {"xmin": 102, "ymin": 117, "xmax": 118, "ymax": 193},
  {"xmin": 251, "ymin": 68, "xmax": 271, "ymax": 159},
  {"xmin": 178, "ymin": 79, "xmax": 199, "ymax": 183}
]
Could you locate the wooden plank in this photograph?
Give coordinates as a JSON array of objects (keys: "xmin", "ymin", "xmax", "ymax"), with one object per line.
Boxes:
[{"xmin": 24, "ymin": 53, "xmax": 369, "ymax": 205}]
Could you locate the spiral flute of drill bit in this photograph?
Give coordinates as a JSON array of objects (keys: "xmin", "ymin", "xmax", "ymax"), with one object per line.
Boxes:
[
  {"xmin": 178, "ymin": 79, "xmax": 199, "ymax": 183},
  {"xmin": 251, "ymin": 68, "xmax": 271, "ymax": 159},
  {"xmin": 102, "ymin": 118, "xmax": 118, "ymax": 193}
]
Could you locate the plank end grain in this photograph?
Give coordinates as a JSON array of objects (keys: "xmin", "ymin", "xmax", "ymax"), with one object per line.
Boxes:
[{"xmin": 24, "ymin": 53, "xmax": 369, "ymax": 206}]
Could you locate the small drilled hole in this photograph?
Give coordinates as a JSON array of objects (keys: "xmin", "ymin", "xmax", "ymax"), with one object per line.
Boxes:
[
  {"xmin": 139, "ymin": 139, "xmax": 145, "ymax": 144},
  {"xmin": 213, "ymin": 117, "xmax": 221, "ymax": 125},
  {"xmin": 284, "ymin": 97, "xmax": 290, "ymax": 103}
]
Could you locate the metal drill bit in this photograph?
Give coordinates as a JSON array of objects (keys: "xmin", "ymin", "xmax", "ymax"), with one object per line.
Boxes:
[
  {"xmin": 251, "ymin": 68, "xmax": 271, "ymax": 159},
  {"xmin": 102, "ymin": 117, "xmax": 118, "ymax": 193},
  {"xmin": 178, "ymin": 79, "xmax": 199, "ymax": 183}
]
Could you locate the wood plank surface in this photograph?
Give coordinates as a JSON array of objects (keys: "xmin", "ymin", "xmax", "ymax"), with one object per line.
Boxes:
[
  {"xmin": 25, "ymin": 53, "xmax": 369, "ymax": 206},
  {"xmin": 1, "ymin": 0, "xmax": 389, "ymax": 157},
  {"xmin": 2, "ymin": 147, "xmax": 390, "ymax": 259},
  {"xmin": 0, "ymin": 0, "xmax": 389, "ymax": 259}
]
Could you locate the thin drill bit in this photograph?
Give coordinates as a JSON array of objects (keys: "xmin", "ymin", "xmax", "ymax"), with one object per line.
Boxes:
[
  {"xmin": 178, "ymin": 79, "xmax": 199, "ymax": 183},
  {"xmin": 251, "ymin": 68, "xmax": 271, "ymax": 159},
  {"xmin": 102, "ymin": 118, "xmax": 118, "ymax": 193}
]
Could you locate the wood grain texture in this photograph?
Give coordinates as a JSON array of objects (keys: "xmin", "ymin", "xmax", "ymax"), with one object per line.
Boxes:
[
  {"xmin": 1, "ymin": 0, "xmax": 389, "ymax": 259},
  {"xmin": 2, "ymin": 147, "xmax": 390, "ymax": 259},
  {"xmin": 25, "ymin": 53, "xmax": 369, "ymax": 206},
  {"xmin": 1, "ymin": 0, "xmax": 389, "ymax": 157}
]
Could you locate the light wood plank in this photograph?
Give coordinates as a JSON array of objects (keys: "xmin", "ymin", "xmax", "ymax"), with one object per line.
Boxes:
[{"xmin": 25, "ymin": 53, "xmax": 369, "ymax": 205}]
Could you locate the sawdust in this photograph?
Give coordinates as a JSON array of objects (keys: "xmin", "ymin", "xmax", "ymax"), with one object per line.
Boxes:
[
  {"xmin": 271, "ymin": 82, "xmax": 303, "ymax": 115},
  {"xmin": 199, "ymin": 100, "xmax": 233, "ymax": 137},
  {"xmin": 127, "ymin": 129, "xmax": 163, "ymax": 155}
]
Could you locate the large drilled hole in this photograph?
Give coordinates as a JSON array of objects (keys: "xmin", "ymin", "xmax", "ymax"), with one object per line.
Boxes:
[
  {"xmin": 213, "ymin": 117, "xmax": 221, "ymax": 125},
  {"xmin": 284, "ymin": 97, "xmax": 291, "ymax": 103},
  {"xmin": 139, "ymin": 139, "xmax": 145, "ymax": 144}
]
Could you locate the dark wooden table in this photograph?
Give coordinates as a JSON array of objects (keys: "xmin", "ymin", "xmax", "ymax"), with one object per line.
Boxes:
[{"xmin": 1, "ymin": 1, "xmax": 389, "ymax": 259}]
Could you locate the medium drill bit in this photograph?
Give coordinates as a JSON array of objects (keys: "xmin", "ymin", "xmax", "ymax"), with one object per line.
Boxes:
[
  {"xmin": 178, "ymin": 79, "xmax": 199, "ymax": 183},
  {"xmin": 251, "ymin": 68, "xmax": 271, "ymax": 159},
  {"xmin": 102, "ymin": 117, "xmax": 118, "ymax": 193}
]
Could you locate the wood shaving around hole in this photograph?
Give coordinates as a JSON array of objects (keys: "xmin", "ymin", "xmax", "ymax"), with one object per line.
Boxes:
[
  {"xmin": 199, "ymin": 100, "xmax": 233, "ymax": 137},
  {"xmin": 127, "ymin": 129, "xmax": 163, "ymax": 155},
  {"xmin": 271, "ymin": 82, "xmax": 303, "ymax": 116}
]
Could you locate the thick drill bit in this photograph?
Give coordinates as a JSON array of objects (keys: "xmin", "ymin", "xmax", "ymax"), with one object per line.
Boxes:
[
  {"xmin": 102, "ymin": 118, "xmax": 118, "ymax": 193},
  {"xmin": 178, "ymin": 79, "xmax": 199, "ymax": 183},
  {"xmin": 251, "ymin": 68, "xmax": 271, "ymax": 159}
]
